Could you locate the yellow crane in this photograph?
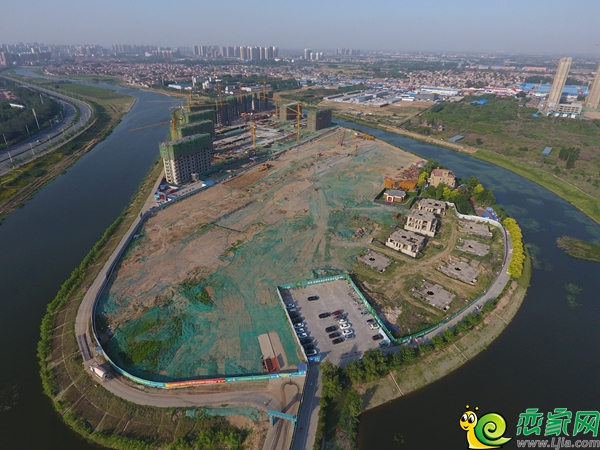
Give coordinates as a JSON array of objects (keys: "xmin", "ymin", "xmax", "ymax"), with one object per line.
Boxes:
[{"xmin": 250, "ymin": 121, "xmax": 256, "ymax": 150}]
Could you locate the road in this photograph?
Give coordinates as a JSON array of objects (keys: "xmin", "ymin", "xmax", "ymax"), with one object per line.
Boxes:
[{"xmin": 0, "ymin": 75, "xmax": 93, "ymax": 175}]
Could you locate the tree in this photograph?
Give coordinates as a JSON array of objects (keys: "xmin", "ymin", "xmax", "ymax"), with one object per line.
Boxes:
[
  {"xmin": 320, "ymin": 361, "xmax": 342, "ymax": 399},
  {"xmin": 362, "ymin": 349, "xmax": 388, "ymax": 381},
  {"xmin": 343, "ymin": 360, "xmax": 366, "ymax": 385}
]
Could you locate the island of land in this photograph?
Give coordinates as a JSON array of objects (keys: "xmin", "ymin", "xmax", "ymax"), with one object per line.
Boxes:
[{"xmin": 39, "ymin": 121, "xmax": 527, "ymax": 450}]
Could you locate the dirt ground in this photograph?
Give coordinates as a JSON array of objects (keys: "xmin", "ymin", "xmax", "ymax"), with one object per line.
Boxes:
[{"xmin": 97, "ymin": 128, "xmax": 423, "ymax": 380}]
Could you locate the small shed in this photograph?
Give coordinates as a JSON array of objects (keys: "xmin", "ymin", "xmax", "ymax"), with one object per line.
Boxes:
[
  {"xmin": 542, "ymin": 147, "xmax": 552, "ymax": 156},
  {"xmin": 448, "ymin": 135, "xmax": 464, "ymax": 143},
  {"xmin": 383, "ymin": 189, "xmax": 406, "ymax": 203}
]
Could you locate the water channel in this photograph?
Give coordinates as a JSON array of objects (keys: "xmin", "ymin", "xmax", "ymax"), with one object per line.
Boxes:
[
  {"xmin": 0, "ymin": 74, "xmax": 598, "ymax": 448},
  {"xmin": 0, "ymin": 69, "xmax": 177, "ymax": 449}
]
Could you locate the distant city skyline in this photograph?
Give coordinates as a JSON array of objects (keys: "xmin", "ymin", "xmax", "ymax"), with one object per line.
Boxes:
[{"xmin": 3, "ymin": 0, "xmax": 600, "ymax": 56}]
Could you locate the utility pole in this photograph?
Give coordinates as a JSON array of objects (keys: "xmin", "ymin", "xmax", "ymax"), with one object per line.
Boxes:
[
  {"xmin": 2, "ymin": 133, "xmax": 7, "ymax": 147},
  {"xmin": 32, "ymin": 108, "xmax": 40, "ymax": 129},
  {"xmin": 26, "ymin": 124, "xmax": 30, "ymax": 137}
]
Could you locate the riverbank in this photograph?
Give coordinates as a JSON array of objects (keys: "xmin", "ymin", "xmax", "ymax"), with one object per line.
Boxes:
[
  {"xmin": 335, "ymin": 115, "xmax": 600, "ymax": 226},
  {"xmin": 0, "ymin": 77, "xmax": 135, "ymax": 223}
]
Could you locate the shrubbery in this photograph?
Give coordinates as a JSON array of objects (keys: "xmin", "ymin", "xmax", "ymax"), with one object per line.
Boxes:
[{"xmin": 502, "ymin": 217, "xmax": 524, "ymax": 279}]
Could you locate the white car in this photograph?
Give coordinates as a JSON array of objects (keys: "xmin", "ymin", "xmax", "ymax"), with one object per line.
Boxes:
[
  {"xmin": 338, "ymin": 317, "xmax": 348, "ymax": 323},
  {"xmin": 342, "ymin": 329, "xmax": 354, "ymax": 335},
  {"xmin": 340, "ymin": 323, "xmax": 352, "ymax": 329},
  {"xmin": 293, "ymin": 322, "xmax": 305, "ymax": 329},
  {"xmin": 297, "ymin": 333, "xmax": 308, "ymax": 338},
  {"xmin": 369, "ymin": 323, "xmax": 380, "ymax": 329},
  {"xmin": 295, "ymin": 328, "xmax": 305, "ymax": 334}
]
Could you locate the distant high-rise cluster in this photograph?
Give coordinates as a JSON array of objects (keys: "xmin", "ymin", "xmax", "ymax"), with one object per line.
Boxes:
[
  {"xmin": 541, "ymin": 56, "xmax": 600, "ymax": 114},
  {"xmin": 193, "ymin": 45, "xmax": 278, "ymax": 60},
  {"xmin": 336, "ymin": 48, "xmax": 360, "ymax": 56},
  {"xmin": 303, "ymin": 49, "xmax": 324, "ymax": 61},
  {"xmin": 112, "ymin": 44, "xmax": 157, "ymax": 55},
  {"xmin": 585, "ymin": 61, "xmax": 600, "ymax": 110}
]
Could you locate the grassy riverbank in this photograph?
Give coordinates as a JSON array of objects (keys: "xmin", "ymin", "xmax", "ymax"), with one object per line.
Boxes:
[
  {"xmin": 37, "ymin": 160, "xmax": 261, "ymax": 449},
  {"xmin": 0, "ymin": 78, "xmax": 135, "ymax": 223}
]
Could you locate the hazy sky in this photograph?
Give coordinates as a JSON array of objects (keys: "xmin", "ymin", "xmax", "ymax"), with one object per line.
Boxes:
[{"xmin": 4, "ymin": 0, "xmax": 600, "ymax": 55}]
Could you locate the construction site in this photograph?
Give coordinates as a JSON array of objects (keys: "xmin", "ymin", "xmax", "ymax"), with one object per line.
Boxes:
[
  {"xmin": 94, "ymin": 125, "xmax": 425, "ymax": 381},
  {"xmin": 157, "ymin": 88, "xmax": 335, "ymax": 187}
]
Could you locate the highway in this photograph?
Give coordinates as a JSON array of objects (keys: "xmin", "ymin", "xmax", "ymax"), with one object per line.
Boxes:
[{"xmin": 0, "ymin": 75, "xmax": 93, "ymax": 175}]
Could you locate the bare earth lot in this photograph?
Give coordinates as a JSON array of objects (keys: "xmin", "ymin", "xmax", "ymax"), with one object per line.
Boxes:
[{"xmin": 96, "ymin": 128, "xmax": 423, "ymax": 380}]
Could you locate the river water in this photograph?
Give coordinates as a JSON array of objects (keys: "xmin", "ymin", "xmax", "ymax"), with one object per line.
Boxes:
[
  {"xmin": 0, "ymin": 69, "xmax": 177, "ymax": 449},
  {"xmin": 0, "ymin": 75, "xmax": 598, "ymax": 449},
  {"xmin": 333, "ymin": 120, "xmax": 600, "ymax": 450}
]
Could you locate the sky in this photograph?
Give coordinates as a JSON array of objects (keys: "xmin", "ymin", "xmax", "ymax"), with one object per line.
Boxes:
[{"xmin": 3, "ymin": 0, "xmax": 600, "ymax": 56}]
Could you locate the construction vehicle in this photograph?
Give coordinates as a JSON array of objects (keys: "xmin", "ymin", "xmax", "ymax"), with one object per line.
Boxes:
[
  {"xmin": 259, "ymin": 163, "xmax": 273, "ymax": 172},
  {"xmin": 90, "ymin": 363, "xmax": 109, "ymax": 381}
]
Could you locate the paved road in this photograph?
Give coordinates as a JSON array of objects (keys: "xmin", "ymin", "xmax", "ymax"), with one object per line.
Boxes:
[{"xmin": 0, "ymin": 75, "xmax": 93, "ymax": 174}]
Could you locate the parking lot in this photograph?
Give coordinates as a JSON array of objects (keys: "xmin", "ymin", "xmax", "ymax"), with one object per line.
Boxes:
[{"xmin": 279, "ymin": 279, "xmax": 391, "ymax": 367}]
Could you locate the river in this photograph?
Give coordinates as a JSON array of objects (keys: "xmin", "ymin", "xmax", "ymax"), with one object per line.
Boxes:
[
  {"xmin": 0, "ymin": 76, "xmax": 598, "ymax": 449},
  {"xmin": 333, "ymin": 119, "xmax": 600, "ymax": 450},
  {"xmin": 0, "ymin": 69, "xmax": 177, "ymax": 449}
]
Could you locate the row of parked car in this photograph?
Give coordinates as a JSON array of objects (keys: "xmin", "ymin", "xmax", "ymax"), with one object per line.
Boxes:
[
  {"xmin": 286, "ymin": 302, "xmax": 319, "ymax": 357},
  {"xmin": 322, "ymin": 310, "xmax": 355, "ymax": 344}
]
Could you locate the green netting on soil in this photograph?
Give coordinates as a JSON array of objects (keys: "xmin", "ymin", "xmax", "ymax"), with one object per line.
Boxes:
[{"xmin": 96, "ymin": 134, "xmax": 416, "ymax": 381}]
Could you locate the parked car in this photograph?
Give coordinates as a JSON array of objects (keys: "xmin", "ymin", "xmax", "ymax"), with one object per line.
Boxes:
[
  {"xmin": 303, "ymin": 343, "xmax": 315, "ymax": 350},
  {"xmin": 360, "ymin": 311, "xmax": 370, "ymax": 316},
  {"xmin": 329, "ymin": 332, "xmax": 341, "ymax": 338},
  {"xmin": 340, "ymin": 323, "xmax": 352, "ymax": 329},
  {"xmin": 379, "ymin": 341, "xmax": 390, "ymax": 348},
  {"xmin": 307, "ymin": 296, "xmax": 319, "ymax": 301},
  {"xmin": 345, "ymin": 333, "xmax": 355, "ymax": 339},
  {"xmin": 325, "ymin": 326, "xmax": 338, "ymax": 333},
  {"xmin": 338, "ymin": 317, "xmax": 348, "ymax": 323},
  {"xmin": 292, "ymin": 317, "xmax": 304, "ymax": 324},
  {"xmin": 289, "ymin": 311, "xmax": 299, "ymax": 318},
  {"xmin": 332, "ymin": 310, "xmax": 343, "ymax": 316},
  {"xmin": 306, "ymin": 349, "xmax": 319, "ymax": 356},
  {"xmin": 295, "ymin": 328, "xmax": 305, "ymax": 334},
  {"xmin": 285, "ymin": 303, "xmax": 295, "ymax": 309},
  {"xmin": 369, "ymin": 323, "xmax": 380, "ymax": 329},
  {"xmin": 318, "ymin": 312, "xmax": 331, "ymax": 319},
  {"xmin": 372, "ymin": 334, "xmax": 383, "ymax": 341},
  {"xmin": 366, "ymin": 319, "xmax": 375, "ymax": 324},
  {"xmin": 297, "ymin": 333, "xmax": 308, "ymax": 338},
  {"xmin": 293, "ymin": 322, "xmax": 305, "ymax": 329},
  {"xmin": 332, "ymin": 337, "xmax": 345, "ymax": 344},
  {"xmin": 342, "ymin": 329, "xmax": 354, "ymax": 335},
  {"xmin": 299, "ymin": 337, "xmax": 312, "ymax": 345}
]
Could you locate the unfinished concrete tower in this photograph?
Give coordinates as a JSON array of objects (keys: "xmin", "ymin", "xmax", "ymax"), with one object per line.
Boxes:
[
  {"xmin": 307, "ymin": 108, "xmax": 332, "ymax": 131},
  {"xmin": 546, "ymin": 57, "xmax": 572, "ymax": 112},
  {"xmin": 585, "ymin": 62, "xmax": 600, "ymax": 110}
]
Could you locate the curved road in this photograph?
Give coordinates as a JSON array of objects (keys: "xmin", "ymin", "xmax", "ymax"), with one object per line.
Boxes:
[{"xmin": 0, "ymin": 75, "xmax": 93, "ymax": 175}]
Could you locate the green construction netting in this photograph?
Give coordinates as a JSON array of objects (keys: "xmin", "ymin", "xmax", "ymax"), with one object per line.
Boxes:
[{"xmin": 96, "ymin": 131, "xmax": 414, "ymax": 381}]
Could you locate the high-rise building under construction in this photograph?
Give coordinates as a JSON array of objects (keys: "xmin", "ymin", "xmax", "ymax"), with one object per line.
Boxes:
[
  {"xmin": 159, "ymin": 108, "xmax": 215, "ymax": 185},
  {"xmin": 546, "ymin": 57, "xmax": 572, "ymax": 112},
  {"xmin": 585, "ymin": 62, "xmax": 600, "ymax": 110}
]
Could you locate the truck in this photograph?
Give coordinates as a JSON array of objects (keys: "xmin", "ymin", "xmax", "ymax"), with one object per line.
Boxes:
[{"xmin": 90, "ymin": 363, "xmax": 109, "ymax": 381}]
